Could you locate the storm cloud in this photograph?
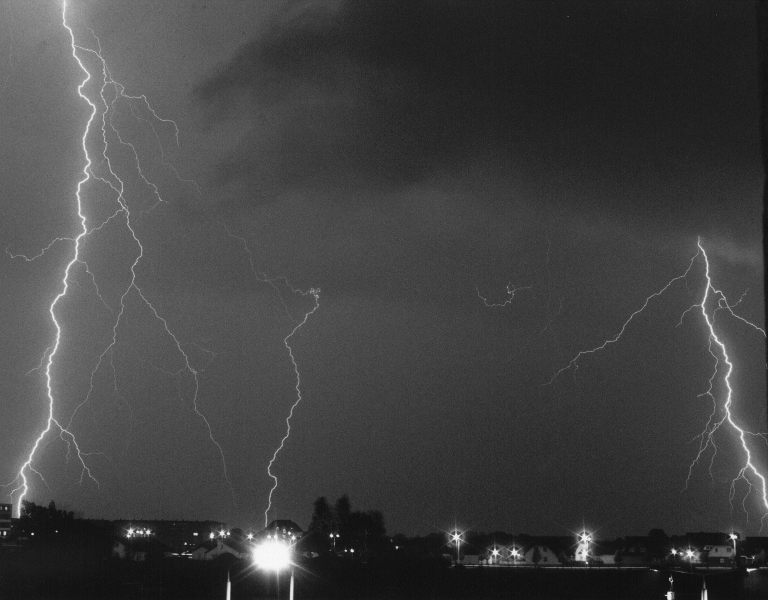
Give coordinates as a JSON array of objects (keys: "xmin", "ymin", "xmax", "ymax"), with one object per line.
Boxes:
[{"xmin": 194, "ymin": 1, "xmax": 759, "ymax": 225}]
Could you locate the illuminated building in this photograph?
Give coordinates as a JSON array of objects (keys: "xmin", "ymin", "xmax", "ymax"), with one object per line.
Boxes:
[{"xmin": 0, "ymin": 504, "xmax": 10, "ymax": 539}]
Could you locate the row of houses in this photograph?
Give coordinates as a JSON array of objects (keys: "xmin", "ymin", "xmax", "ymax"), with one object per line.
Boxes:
[
  {"xmin": 6, "ymin": 505, "xmax": 767, "ymax": 570},
  {"xmin": 112, "ymin": 518, "xmax": 304, "ymax": 562},
  {"xmin": 2, "ymin": 505, "xmax": 305, "ymax": 563},
  {"xmin": 461, "ymin": 544, "xmax": 738, "ymax": 567},
  {"xmin": 453, "ymin": 532, "xmax": 768, "ymax": 568}
]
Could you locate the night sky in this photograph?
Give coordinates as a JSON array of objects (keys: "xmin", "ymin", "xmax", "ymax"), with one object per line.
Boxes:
[{"xmin": 0, "ymin": 0, "xmax": 764, "ymax": 539}]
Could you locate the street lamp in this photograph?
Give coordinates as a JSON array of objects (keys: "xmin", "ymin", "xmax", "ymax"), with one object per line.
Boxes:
[
  {"xmin": 449, "ymin": 530, "xmax": 463, "ymax": 565},
  {"xmin": 253, "ymin": 538, "xmax": 295, "ymax": 600},
  {"xmin": 329, "ymin": 532, "xmax": 340, "ymax": 552},
  {"xmin": 729, "ymin": 533, "xmax": 738, "ymax": 565},
  {"xmin": 510, "ymin": 546, "xmax": 521, "ymax": 565},
  {"xmin": 490, "ymin": 546, "xmax": 500, "ymax": 565},
  {"xmin": 684, "ymin": 547, "xmax": 695, "ymax": 571},
  {"xmin": 576, "ymin": 530, "xmax": 592, "ymax": 564}
]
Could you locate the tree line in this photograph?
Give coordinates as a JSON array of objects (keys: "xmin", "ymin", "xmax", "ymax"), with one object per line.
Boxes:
[{"xmin": 305, "ymin": 494, "xmax": 386, "ymax": 556}]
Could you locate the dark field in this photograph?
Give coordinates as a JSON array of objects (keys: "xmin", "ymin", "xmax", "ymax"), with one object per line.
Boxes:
[{"xmin": 1, "ymin": 548, "xmax": 766, "ymax": 600}]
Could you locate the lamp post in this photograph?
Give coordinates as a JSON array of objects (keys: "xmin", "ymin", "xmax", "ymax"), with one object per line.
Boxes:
[
  {"xmin": 684, "ymin": 547, "xmax": 695, "ymax": 572},
  {"xmin": 729, "ymin": 532, "xmax": 738, "ymax": 566},
  {"xmin": 329, "ymin": 532, "xmax": 339, "ymax": 552},
  {"xmin": 576, "ymin": 530, "xmax": 592, "ymax": 564},
  {"xmin": 449, "ymin": 530, "xmax": 463, "ymax": 565}
]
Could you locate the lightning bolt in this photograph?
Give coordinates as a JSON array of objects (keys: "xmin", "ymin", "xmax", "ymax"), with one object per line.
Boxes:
[
  {"xmin": 6, "ymin": 1, "xmax": 98, "ymax": 517},
  {"xmin": 686, "ymin": 239, "xmax": 767, "ymax": 522},
  {"xmin": 476, "ymin": 283, "xmax": 532, "ymax": 308},
  {"xmin": 548, "ymin": 238, "xmax": 767, "ymax": 522},
  {"xmin": 265, "ymin": 288, "xmax": 320, "ymax": 527},
  {"xmin": 6, "ymin": 1, "xmax": 232, "ymax": 515},
  {"xmin": 227, "ymin": 230, "xmax": 320, "ymax": 527}
]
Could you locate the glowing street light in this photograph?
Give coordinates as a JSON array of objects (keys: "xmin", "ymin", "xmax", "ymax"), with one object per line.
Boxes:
[
  {"xmin": 449, "ymin": 530, "xmax": 463, "ymax": 565},
  {"xmin": 684, "ymin": 547, "xmax": 696, "ymax": 570},
  {"xmin": 490, "ymin": 546, "xmax": 500, "ymax": 565},
  {"xmin": 729, "ymin": 532, "xmax": 739, "ymax": 564},
  {"xmin": 253, "ymin": 538, "xmax": 295, "ymax": 600},
  {"xmin": 329, "ymin": 532, "xmax": 340, "ymax": 552},
  {"xmin": 126, "ymin": 526, "xmax": 152, "ymax": 538},
  {"xmin": 509, "ymin": 546, "xmax": 521, "ymax": 565},
  {"xmin": 575, "ymin": 530, "xmax": 592, "ymax": 563},
  {"xmin": 253, "ymin": 539, "xmax": 291, "ymax": 572}
]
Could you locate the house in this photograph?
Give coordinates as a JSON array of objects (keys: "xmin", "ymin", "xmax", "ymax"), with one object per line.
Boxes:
[
  {"xmin": 190, "ymin": 537, "xmax": 249, "ymax": 560},
  {"xmin": 112, "ymin": 537, "xmax": 172, "ymax": 561},
  {"xmin": 617, "ymin": 536, "xmax": 650, "ymax": 566},
  {"xmin": 743, "ymin": 537, "xmax": 768, "ymax": 566},
  {"xmin": 670, "ymin": 547, "xmax": 703, "ymax": 565},
  {"xmin": 113, "ymin": 519, "xmax": 225, "ymax": 554},
  {"xmin": 0, "ymin": 504, "xmax": 11, "ymax": 540},
  {"xmin": 672, "ymin": 533, "xmax": 735, "ymax": 566},
  {"xmin": 704, "ymin": 544, "xmax": 734, "ymax": 566},
  {"xmin": 524, "ymin": 544, "xmax": 561, "ymax": 566},
  {"xmin": 264, "ymin": 519, "xmax": 303, "ymax": 542}
]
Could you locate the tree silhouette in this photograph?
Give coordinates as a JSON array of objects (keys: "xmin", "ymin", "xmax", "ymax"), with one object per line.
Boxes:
[
  {"xmin": 335, "ymin": 494, "xmax": 352, "ymax": 539},
  {"xmin": 19, "ymin": 500, "xmax": 74, "ymax": 540},
  {"xmin": 307, "ymin": 495, "xmax": 386, "ymax": 556}
]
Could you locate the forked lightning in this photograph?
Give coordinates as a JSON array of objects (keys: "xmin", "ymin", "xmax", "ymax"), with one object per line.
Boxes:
[
  {"xmin": 549, "ymin": 238, "xmax": 767, "ymax": 522},
  {"xmin": 6, "ymin": 1, "xmax": 231, "ymax": 515}
]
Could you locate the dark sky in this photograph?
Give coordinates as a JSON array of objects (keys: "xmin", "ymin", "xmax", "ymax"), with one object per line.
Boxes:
[{"xmin": 0, "ymin": 0, "xmax": 764, "ymax": 539}]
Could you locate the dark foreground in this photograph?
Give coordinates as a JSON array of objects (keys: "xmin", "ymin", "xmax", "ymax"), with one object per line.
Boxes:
[{"xmin": 1, "ymin": 549, "xmax": 766, "ymax": 600}]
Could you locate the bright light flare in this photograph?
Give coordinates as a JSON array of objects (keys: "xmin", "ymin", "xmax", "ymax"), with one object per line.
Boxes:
[
  {"xmin": 253, "ymin": 538, "xmax": 292, "ymax": 572},
  {"xmin": 575, "ymin": 530, "xmax": 592, "ymax": 562}
]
